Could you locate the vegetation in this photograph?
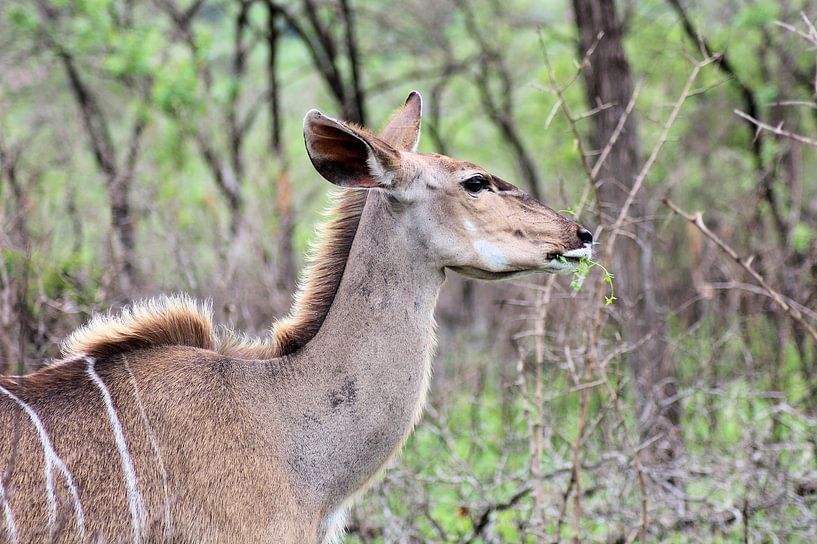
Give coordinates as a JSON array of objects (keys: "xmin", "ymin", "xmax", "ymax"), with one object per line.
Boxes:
[{"xmin": 2, "ymin": 0, "xmax": 817, "ymax": 541}]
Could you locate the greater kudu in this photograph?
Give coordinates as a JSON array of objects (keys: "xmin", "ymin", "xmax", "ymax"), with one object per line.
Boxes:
[{"xmin": 0, "ymin": 92, "xmax": 593, "ymax": 543}]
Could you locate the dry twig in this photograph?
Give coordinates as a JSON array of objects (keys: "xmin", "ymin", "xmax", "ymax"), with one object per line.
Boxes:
[
  {"xmin": 662, "ymin": 198, "xmax": 817, "ymax": 345},
  {"xmin": 734, "ymin": 109, "xmax": 817, "ymax": 148}
]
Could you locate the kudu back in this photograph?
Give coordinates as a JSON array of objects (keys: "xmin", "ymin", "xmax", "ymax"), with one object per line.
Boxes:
[{"xmin": 0, "ymin": 92, "xmax": 593, "ymax": 543}]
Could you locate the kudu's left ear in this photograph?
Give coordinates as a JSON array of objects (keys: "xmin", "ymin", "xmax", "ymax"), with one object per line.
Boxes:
[
  {"xmin": 379, "ymin": 91, "xmax": 422, "ymax": 151},
  {"xmin": 303, "ymin": 110, "xmax": 402, "ymax": 189}
]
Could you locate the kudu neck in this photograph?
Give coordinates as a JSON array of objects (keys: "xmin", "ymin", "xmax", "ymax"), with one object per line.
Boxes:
[
  {"xmin": 281, "ymin": 191, "xmax": 444, "ymax": 511},
  {"xmin": 305, "ymin": 191, "xmax": 444, "ymax": 354}
]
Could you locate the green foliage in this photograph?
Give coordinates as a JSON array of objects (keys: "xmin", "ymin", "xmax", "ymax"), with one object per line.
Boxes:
[
  {"xmin": 104, "ymin": 27, "xmax": 162, "ymax": 77},
  {"xmin": 562, "ymin": 256, "xmax": 616, "ymax": 305},
  {"xmin": 69, "ymin": 2, "xmax": 114, "ymax": 52},
  {"xmin": 151, "ymin": 46, "xmax": 200, "ymax": 114},
  {"xmin": 7, "ymin": 4, "xmax": 37, "ymax": 32},
  {"xmin": 735, "ymin": 1, "xmax": 781, "ymax": 29},
  {"xmin": 791, "ymin": 222, "xmax": 815, "ymax": 255}
]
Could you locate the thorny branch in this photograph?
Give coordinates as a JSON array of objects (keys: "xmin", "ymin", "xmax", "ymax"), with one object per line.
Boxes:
[
  {"xmin": 662, "ymin": 198, "xmax": 817, "ymax": 345},
  {"xmin": 600, "ymin": 55, "xmax": 716, "ymax": 258},
  {"xmin": 734, "ymin": 109, "xmax": 817, "ymax": 148},
  {"xmin": 578, "ymin": 54, "xmax": 716, "ymax": 543},
  {"xmin": 527, "ymin": 30, "xmax": 654, "ymax": 542}
]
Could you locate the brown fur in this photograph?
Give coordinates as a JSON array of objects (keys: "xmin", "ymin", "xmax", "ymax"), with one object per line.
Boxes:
[
  {"xmin": 61, "ymin": 296, "xmax": 217, "ymax": 360},
  {"xmin": 379, "ymin": 91, "xmax": 422, "ymax": 150},
  {"xmin": 223, "ymin": 188, "xmax": 368, "ymax": 358},
  {"xmin": 61, "ymin": 190, "xmax": 368, "ymax": 363}
]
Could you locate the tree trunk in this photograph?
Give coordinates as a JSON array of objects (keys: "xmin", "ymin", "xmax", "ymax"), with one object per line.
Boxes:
[
  {"xmin": 573, "ymin": 0, "xmax": 681, "ymax": 462},
  {"xmin": 108, "ymin": 173, "xmax": 138, "ymax": 294},
  {"xmin": 57, "ymin": 48, "xmax": 141, "ymax": 297}
]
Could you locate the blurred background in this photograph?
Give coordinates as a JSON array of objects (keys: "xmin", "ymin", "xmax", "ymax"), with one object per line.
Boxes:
[{"xmin": 2, "ymin": 0, "xmax": 817, "ymax": 541}]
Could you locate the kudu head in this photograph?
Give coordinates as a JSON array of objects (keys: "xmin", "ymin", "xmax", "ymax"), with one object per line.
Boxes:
[{"xmin": 303, "ymin": 91, "xmax": 593, "ymax": 279}]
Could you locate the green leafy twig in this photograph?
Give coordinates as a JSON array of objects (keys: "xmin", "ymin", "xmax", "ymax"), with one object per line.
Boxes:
[{"xmin": 560, "ymin": 256, "xmax": 616, "ymax": 305}]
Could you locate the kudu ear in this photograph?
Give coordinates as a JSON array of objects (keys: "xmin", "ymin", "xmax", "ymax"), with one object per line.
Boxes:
[
  {"xmin": 379, "ymin": 91, "xmax": 422, "ymax": 151},
  {"xmin": 303, "ymin": 110, "xmax": 402, "ymax": 189}
]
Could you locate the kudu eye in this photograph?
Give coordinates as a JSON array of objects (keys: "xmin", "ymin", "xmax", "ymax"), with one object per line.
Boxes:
[{"xmin": 461, "ymin": 175, "xmax": 488, "ymax": 195}]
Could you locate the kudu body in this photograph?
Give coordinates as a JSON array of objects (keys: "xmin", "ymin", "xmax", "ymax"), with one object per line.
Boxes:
[{"xmin": 0, "ymin": 92, "xmax": 592, "ymax": 543}]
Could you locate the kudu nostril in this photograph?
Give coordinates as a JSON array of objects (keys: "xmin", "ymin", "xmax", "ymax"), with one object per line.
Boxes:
[{"xmin": 577, "ymin": 228, "xmax": 593, "ymax": 245}]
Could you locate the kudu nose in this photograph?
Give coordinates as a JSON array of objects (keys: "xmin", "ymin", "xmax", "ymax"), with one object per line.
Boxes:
[{"xmin": 577, "ymin": 227, "xmax": 593, "ymax": 245}]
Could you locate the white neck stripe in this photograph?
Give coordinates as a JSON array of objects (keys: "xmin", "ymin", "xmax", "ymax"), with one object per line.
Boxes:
[
  {"xmin": 0, "ymin": 384, "xmax": 85, "ymax": 539},
  {"xmin": 123, "ymin": 356, "xmax": 172, "ymax": 536},
  {"xmin": 86, "ymin": 358, "xmax": 145, "ymax": 543},
  {"xmin": 0, "ymin": 475, "xmax": 17, "ymax": 544}
]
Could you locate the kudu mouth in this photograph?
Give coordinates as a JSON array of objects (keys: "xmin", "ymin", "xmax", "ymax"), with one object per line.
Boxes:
[
  {"xmin": 544, "ymin": 243, "xmax": 595, "ymax": 273},
  {"xmin": 504, "ymin": 195, "xmax": 595, "ymax": 274},
  {"xmin": 540, "ymin": 226, "xmax": 595, "ymax": 273},
  {"xmin": 449, "ymin": 241, "xmax": 594, "ymax": 280}
]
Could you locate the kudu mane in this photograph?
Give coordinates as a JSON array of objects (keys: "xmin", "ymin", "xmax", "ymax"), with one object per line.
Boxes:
[{"xmin": 61, "ymin": 189, "xmax": 368, "ymax": 361}]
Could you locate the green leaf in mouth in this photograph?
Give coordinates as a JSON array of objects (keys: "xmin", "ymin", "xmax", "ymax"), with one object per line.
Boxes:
[{"xmin": 569, "ymin": 256, "xmax": 615, "ymax": 305}]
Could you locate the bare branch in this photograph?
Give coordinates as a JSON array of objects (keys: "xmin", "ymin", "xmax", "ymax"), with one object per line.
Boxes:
[
  {"xmin": 601, "ymin": 55, "xmax": 715, "ymax": 255},
  {"xmin": 662, "ymin": 198, "xmax": 817, "ymax": 345},
  {"xmin": 734, "ymin": 109, "xmax": 817, "ymax": 147}
]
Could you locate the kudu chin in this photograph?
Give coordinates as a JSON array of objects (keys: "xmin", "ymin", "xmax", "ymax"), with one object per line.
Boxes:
[{"xmin": 0, "ymin": 91, "xmax": 591, "ymax": 543}]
